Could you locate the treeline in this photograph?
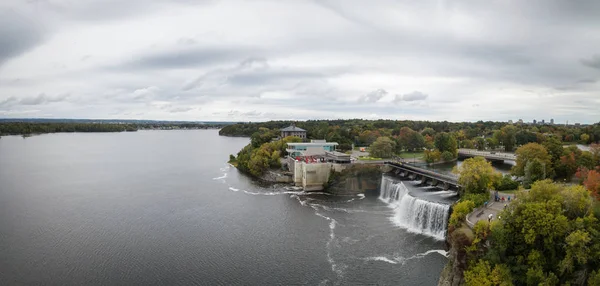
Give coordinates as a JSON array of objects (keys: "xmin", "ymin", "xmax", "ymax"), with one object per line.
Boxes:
[
  {"xmin": 219, "ymin": 120, "xmax": 600, "ymax": 148},
  {"xmin": 0, "ymin": 122, "xmax": 227, "ymax": 136}
]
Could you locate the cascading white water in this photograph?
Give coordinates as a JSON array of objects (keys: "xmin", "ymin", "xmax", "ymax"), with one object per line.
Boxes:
[{"xmin": 379, "ymin": 177, "xmax": 450, "ymax": 240}]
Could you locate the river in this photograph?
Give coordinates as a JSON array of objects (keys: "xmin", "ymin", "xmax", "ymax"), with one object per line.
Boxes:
[{"xmin": 0, "ymin": 130, "xmax": 449, "ymax": 285}]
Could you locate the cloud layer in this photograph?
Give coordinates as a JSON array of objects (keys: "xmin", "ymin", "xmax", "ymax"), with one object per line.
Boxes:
[{"xmin": 0, "ymin": 0, "xmax": 599, "ymax": 123}]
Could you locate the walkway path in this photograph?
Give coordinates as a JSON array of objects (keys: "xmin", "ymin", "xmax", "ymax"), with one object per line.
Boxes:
[{"xmin": 465, "ymin": 191, "xmax": 519, "ymax": 227}]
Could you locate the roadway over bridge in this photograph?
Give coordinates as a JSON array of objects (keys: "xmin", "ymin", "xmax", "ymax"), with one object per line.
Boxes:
[
  {"xmin": 385, "ymin": 161, "xmax": 462, "ymax": 191},
  {"xmin": 458, "ymin": 149, "xmax": 517, "ymax": 162}
]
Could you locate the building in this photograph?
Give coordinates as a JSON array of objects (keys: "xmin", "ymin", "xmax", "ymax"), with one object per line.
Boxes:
[
  {"xmin": 281, "ymin": 124, "xmax": 307, "ymax": 139},
  {"xmin": 541, "ymin": 119, "xmax": 545, "ymax": 124},
  {"xmin": 286, "ymin": 140, "xmax": 338, "ymax": 157},
  {"xmin": 533, "ymin": 119, "xmax": 537, "ymax": 125},
  {"xmin": 518, "ymin": 119, "xmax": 523, "ymax": 124},
  {"xmin": 508, "ymin": 120, "xmax": 513, "ymax": 124},
  {"xmin": 550, "ymin": 119, "xmax": 554, "ymax": 125}
]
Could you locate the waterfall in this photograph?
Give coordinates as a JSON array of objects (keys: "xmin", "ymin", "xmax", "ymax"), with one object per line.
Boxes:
[{"xmin": 379, "ymin": 177, "xmax": 450, "ymax": 240}]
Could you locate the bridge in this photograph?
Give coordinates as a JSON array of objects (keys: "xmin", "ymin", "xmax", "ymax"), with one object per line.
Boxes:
[
  {"xmin": 458, "ymin": 149, "xmax": 517, "ymax": 162},
  {"xmin": 384, "ymin": 161, "xmax": 462, "ymax": 191}
]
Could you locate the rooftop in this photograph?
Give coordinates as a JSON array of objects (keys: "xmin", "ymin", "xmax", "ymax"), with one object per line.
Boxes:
[{"xmin": 281, "ymin": 125, "xmax": 306, "ymax": 132}]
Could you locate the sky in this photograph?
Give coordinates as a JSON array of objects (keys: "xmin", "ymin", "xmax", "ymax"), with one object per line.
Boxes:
[{"xmin": 1, "ymin": 0, "xmax": 599, "ymax": 123}]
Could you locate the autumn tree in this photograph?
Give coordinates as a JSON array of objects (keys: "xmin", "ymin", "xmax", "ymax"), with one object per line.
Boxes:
[
  {"xmin": 583, "ymin": 170, "xmax": 600, "ymax": 199},
  {"xmin": 454, "ymin": 157, "xmax": 501, "ymax": 194}
]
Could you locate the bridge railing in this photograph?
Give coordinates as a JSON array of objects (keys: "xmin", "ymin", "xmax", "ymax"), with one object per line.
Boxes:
[{"xmin": 385, "ymin": 161, "xmax": 459, "ymax": 183}]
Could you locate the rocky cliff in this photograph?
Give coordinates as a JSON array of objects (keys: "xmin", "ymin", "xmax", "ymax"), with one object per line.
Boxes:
[
  {"xmin": 325, "ymin": 164, "xmax": 391, "ymax": 195},
  {"xmin": 438, "ymin": 225, "xmax": 472, "ymax": 286}
]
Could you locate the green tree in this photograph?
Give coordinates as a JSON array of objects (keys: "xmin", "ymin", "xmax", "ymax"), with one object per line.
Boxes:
[
  {"xmin": 512, "ymin": 143, "xmax": 553, "ymax": 178},
  {"xmin": 454, "ymin": 157, "xmax": 501, "ymax": 194},
  {"xmin": 424, "ymin": 149, "xmax": 441, "ymax": 164},
  {"xmin": 581, "ymin": 133, "xmax": 590, "ymax": 144},
  {"xmin": 500, "ymin": 125, "xmax": 517, "ymax": 151},
  {"xmin": 542, "ymin": 136, "xmax": 564, "ymax": 165},
  {"xmin": 369, "ymin": 136, "xmax": 396, "ymax": 158},
  {"xmin": 421, "ymin": 127, "xmax": 435, "ymax": 137},
  {"xmin": 449, "ymin": 200, "xmax": 475, "ymax": 228},
  {"xmin": 475, "ymin": 137, "xmax": 486, "ymax": 151},
  {"xmin": 464, "ymin": 260, "xmax": 513, "ymax": 286},
  {"xmin": 486, "ymin": 137, "xmax": 499, "ymax": 150},
  {"xmin": 435, "ymin": 132, "xmax": 458, "ymax": 157}
]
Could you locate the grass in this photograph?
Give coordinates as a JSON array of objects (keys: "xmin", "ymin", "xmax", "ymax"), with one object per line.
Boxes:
[
  {"xmin": 396, "ymin": 151, "xmax": 425, "ymax": 159},
  {"xmin": 358, "ymin": 156, "xmax": 383, "ymax": 161}
]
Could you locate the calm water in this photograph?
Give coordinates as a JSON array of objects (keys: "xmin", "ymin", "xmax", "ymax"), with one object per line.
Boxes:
[{"xmin": 0, "ymin": 130, "xmax": 447, "ymax": 285}]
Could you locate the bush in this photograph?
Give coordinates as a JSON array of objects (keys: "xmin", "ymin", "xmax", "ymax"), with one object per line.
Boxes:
[
  {"xmin": 449, "ymin": 200, "xmax": 475, "ymax": 228},
  {"xmin": 442, "ymin": 150, "xmax": 455, "ymax": 162},
  {"xmin": 496, "ymin": 174, "xmax": 519, "ymax": 191},
  {"xmin": 462, "ymin": 193, "xmax": 490, "ymax": 208}
]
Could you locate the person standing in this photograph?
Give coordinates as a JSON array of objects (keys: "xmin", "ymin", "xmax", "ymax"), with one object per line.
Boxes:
[{"xmin": 488, "ymin": 213, "xmax": 493, "ymax": 223}]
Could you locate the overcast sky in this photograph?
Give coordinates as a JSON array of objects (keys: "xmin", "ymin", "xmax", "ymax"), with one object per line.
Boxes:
[{"xmin": 1, "ymin": 0, "xmax": 599, "ymax": 123}]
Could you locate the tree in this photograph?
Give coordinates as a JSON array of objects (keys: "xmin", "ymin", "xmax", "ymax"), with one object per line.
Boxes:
[
  {"xmin": 583, "ymin": 170, "xmax": 600, "ymax": 199},
  {"xmin": 397, "ymin": 127, "xmax": 425, "ymax": 151},
  {"xmin": 464, "ymin": 260, "xmax": 513, "ymax": 286},
  {"xmin": 475, "ymin": 137, "xmax": 486, "ymax": 150},
  {"xmin": 421, "ymin": 127, "xmax": 435, "ymax": 137},
  {"xmin": 524, "ymin": 158, "xmax": 547, "ymax": 188},
  {"xmin": 449, "ymin": 200, "xmax": 475, "ymax": 228},
  {"xmin": 591, "ymin": 144, "xmax": 600, "ymax": 166},
  {"xmin": 424, "ymin": 149, "xmax": 441, "ymax": 163},
  {"xmin": 435, "ymin": 132, "xmax": 458, "ymax": 157},
  {"xmin": 500, "ymin": 125, "xmax": 517, "ymax": 151},
  {"xmin": 496, "ymin": 174, "xmax": 519, "ymax": 191},
  {"xmin": 512, "ymin": 143, "xmax": 553, "ymax": 178},
  {"xmin": 454, "ymin": 157, "xmax": 501, "ymax": 194},
  {"xmin": 542, "ymin": 136, "xmax": 564, "ymax": 165},
  {"xmin": 516, "ymin": 130, "xmax": 538, "ymax": 146},
  {"xmin": 581, "ymin": 133, "xmax": 590, "ymax": 144},
  {"xmin": 369, "ymin": 136, "xmax": 396, "ymax": 158},
  {"xmin": 486, "ymin": 137, "xmax": 499, "ymax": 150},
  {"xmin": 442, "ymin": 151, "xmax": 455, "ymax": 162}
]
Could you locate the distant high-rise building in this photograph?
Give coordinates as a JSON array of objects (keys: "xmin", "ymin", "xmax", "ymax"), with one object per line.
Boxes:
[
  {"xmin": 533, "ymin": 119, "xmax": 537, "ymax": 125},
  {"xmin": 508, "ymin": 120, "xmax": 513, "ymax": 124},
  {"xmin": 541, "ymin": 119, "xmax": 545, "ymax": 124},
  {"xmin": 550, "ymin": 119, "xmax": 554, "ymax": 125},
  {"xmin": 518, "ymin": 119, "xmax": 523, "ymax": 124}
]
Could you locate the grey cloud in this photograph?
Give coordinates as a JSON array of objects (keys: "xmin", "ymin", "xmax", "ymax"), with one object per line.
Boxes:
[
  {"xmin": 0, "ymin": 96, "xmax": 18, "ymax": 107},
  {"xmin": 581, "ymin": 55, "xmax": 600, "ymax": 70},
  {"xmin": 118, "ymin": 47, "xmax": 260, "ymax": 70},
  {"xmin": 169, "ymin": 107, "xmax": 195, "ymax": 113},
  {"xmin": 576, "ymin": 78, "xmax": 598, "ymax": 84},
  {"xmin": 19, "ymin": 93, "xmax": 70, "ymax": 105},
  {"xmin": 227, "ymin": 70, "xmax": 323, "ymax": 86},
  {"xmin": 181, "ymin": 57, "xmax": 268, "ymax": 91},
  {"xmin": 358, "ymin": 89, "xmax": 387, "ymax": 103},
  {"xmin": 402, "ymin": 91, "xmax": 428, "ymax": 102},
  {"xmin": 0, "ymin": 8, "xmax": 45, "ymax": 66}
]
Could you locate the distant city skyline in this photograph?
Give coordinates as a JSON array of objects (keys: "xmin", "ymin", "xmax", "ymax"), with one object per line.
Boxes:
[{"xmin": 1, "ymin": 0, "xmax": 599, "ymax": 123}]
